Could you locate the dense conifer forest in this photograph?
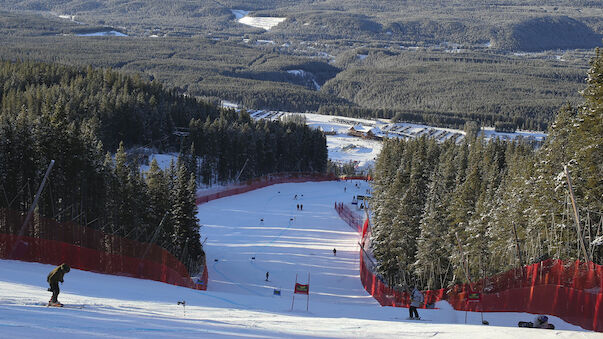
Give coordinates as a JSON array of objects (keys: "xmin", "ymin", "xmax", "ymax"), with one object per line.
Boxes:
[
  {"xmin": 0, "ymin": 3, "xmax": 599, "ymax": 131},
  {"xmin": 0, "ymin": 61, "xmax": 327, "ymax": 273},
  {"xmin": 369, "ymin": 49, "xmax": 602, "ymax": 289}
]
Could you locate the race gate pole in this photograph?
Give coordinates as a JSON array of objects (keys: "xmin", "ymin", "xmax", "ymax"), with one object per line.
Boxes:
[
  {"xmin": 290, "ymin": 274, "xmax": 298, "ymax": 311},
  {"xmin": 306, "ymin": 272, "xmax": 310, "ymax": 312}
]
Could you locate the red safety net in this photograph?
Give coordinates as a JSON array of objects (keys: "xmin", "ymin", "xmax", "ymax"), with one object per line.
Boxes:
[
  {"xmin": 334, "ymin": 203, "xmax": 363, "ymax": 233},
  {"xmin": 335, "ymin": 203, "xmax": 603, "ymax": 332},
  {"xmin": 0, "ymin": 209, "xmax": 207, "ymax": 290},
  {"xmin": 339, "ymin": 175, "xmax": 372, "ymax": 181}
]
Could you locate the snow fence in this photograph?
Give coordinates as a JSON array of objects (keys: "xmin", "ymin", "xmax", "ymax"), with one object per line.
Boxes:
[
  {"xmin": 0, "ymin": 208, "xmax": 207, "ymax": 291},
  {"xmin": 335, "ymin": 202, "xmax": 603, "ymax": 332}
]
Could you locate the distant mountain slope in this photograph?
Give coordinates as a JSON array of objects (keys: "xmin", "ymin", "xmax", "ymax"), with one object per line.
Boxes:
[
  {"xmin": 496, "ymin": 16, "xmax": 602, "ymax": 51},
  {"xmin": 0, "ymin": 0, "xmax": 600, "ymax": 49}
]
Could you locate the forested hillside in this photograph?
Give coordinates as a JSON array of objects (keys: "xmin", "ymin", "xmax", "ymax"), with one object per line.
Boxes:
[
  {"xmin": 0, "ymin": 2, "xmax": 599, "ymax": 130},
  {"xmin": 323, "ymin": 50, "xmax": 587, "ymax": 130},
  {"xmin": 369, "ymin": 49, "xmax": 602, "ymax": 289},
  {"xmin": 0, "ymin": 61, "xmax": 327, "ymax": 272},
  {"xmin": 1, "ymin": 0, "xmax": 600, "ymax": 50}
]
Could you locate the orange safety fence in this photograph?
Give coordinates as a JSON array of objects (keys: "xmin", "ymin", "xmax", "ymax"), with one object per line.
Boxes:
[
  {"xmin": 0, "ymin": 208, "xmax": 207, "ymax": 290},
  {"xmin": 335, "ymin": 202, "xmax": 603, "ymax": 332}
]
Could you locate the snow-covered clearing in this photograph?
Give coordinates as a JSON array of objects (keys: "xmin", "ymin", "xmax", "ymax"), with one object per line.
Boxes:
[
  {"xmin": 237, "ymin": 16, "xmax": 286, "ymax": 30},
  {"xmin": 0, "ymin": 180, "xmax": 595, "ymax": 338},
  {"xmin": 244, "ymin": 111, "xmax": 547, "ymax": 170},
  {"xmin": 76, "ymin": 31, "xmax": 127, "ymax": 37}
]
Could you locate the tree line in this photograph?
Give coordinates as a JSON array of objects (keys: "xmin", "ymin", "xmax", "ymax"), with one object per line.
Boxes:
[
  {"xmin": 369, "ymin": 49, "xmax": 602, "ymax": 290},
  {"xmin": 0, "ymin": 60, "xmax": 328, "ymax": 272}
]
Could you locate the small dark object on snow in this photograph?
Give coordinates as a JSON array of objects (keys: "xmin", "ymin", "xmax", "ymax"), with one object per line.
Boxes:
[
  {"xmin": 482, "ymin": 320, "xmax": 489, "ymax": 325},
  {"xmin": 333, "ymin": 248, "xmax": 336, "ymax": 256},
  {"xmin": 265, "ymin": 272, "xmax": 269, "ymax": 281},
  {"xmin": 518, "ymin": 321, "xmax": 555, "ymax": 329},
  {"xmin": 214, "ymin": 259, "xmax": 218, "ymax": 262},
  {"xmin": 251, "ymin": 257, "xmax": 255, "ymax": 260},
  {"xmin": 177, "ymin": 300, "xmax": 186, "ymax": 316}
]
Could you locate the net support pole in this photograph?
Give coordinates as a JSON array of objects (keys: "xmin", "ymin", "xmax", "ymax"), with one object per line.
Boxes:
[
  {"xmin": 564, "ymin": 165, "xmax": 590, "ymax": 263},
  {"xmin": 306, "ymin": 272, "xmax": 310, "ymax": 312},
  {"xmin": 11, "ymin": 160, "xmax": 54, "ymax": 258}
]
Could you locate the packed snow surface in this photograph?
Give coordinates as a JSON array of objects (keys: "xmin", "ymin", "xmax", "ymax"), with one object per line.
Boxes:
[{"xmin": 0, "ymin": 181, "xmax": 595, "ymax": 338}]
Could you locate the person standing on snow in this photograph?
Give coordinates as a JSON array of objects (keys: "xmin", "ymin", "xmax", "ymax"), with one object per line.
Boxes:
[
  {"xmin": 47, "ymin": 263, "xmax": 70, "ymax": 306},
  {"xmin": 409, "ymin": 285, "xmax": 424, "ymax": 320}
]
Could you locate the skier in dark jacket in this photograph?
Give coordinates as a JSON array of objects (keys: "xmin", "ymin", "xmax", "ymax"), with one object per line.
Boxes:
[{"xmin": 47, "ymin": 263, "xmax": 70, "ymax": 306}]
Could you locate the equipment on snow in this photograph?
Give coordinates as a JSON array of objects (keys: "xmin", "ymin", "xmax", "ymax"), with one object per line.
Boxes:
[
  {"xmin": 518, "ymin": 321, "xmax": 555, "ymax": 329},
  {"xmin": 403, "ymin": 317, "xmax": 431, "ymax": 321}
]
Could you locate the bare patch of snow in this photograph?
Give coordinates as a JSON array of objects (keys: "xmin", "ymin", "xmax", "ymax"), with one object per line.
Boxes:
[
  {"xmin": 76, "ymin": 31, "xmax": 127, "ymax": 37},
  {"xmin": 287, "ymin": 70, "xmax": 321, "ymax": 90},
  {"xmin": 238, "ymin": 16, "xmax": 286, "ymax": 30},
  {"xmin": 287, "ymin": 69, "xmax": 308, "ymax": 77},
  {"xmin": 221, "ymin": 101, "xmax": 240, "ymax": 109}
]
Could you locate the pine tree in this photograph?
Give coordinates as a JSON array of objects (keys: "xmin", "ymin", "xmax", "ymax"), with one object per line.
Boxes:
[
  {"xmin": 170, "ymin": 164, "xmax": 202, "ymax": 272},
  {"xmin": 415, "ymin": 141, "xmax": 458, "ymax": 288}
]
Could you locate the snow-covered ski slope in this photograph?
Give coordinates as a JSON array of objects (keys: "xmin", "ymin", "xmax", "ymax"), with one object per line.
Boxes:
[{"xmin": 0, "ymin": 180, "xmax": 598, "ymax": 338}]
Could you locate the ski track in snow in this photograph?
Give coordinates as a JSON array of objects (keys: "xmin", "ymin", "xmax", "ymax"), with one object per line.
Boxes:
[{"xmin": 0, "ymin": 180, "xmax": 597, "ymax": 338}]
